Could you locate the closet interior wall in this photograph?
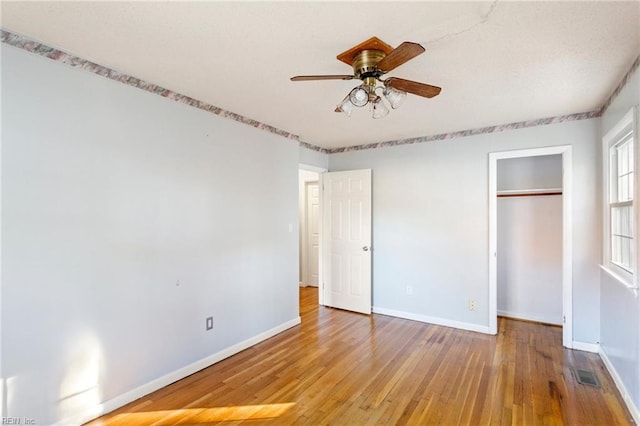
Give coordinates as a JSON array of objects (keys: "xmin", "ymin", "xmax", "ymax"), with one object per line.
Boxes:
[{"xmin": 497, "ymin": 155, "xmax": 564, "ymax": 325}]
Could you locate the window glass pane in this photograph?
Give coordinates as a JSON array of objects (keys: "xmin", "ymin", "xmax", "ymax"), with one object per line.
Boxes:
[
  {"xmin": 612, "ymin": 234, "xmax": 620, "ymax": 264},
  {"xmin": 610, "ymin": 150, "xmax": 617, "ymax": 203},
  {"xmin": 625, "ymin": 237, "xmax": 632, "ymax": 269},
  {"xmin": 619, "ymin": 175, "xmax": 627, "ymax": 201},
  {"xmin": 624, "ymin": 237, "xmax": 630, "ymax": 268},
  {"xmin": 615, "ymin": 139, "xmax": 634, "ymax": 202},
  {"xmin": 618, "ymin": 143, "xmax": 628, "ymax": 174},
  {"xmin": 627, "ymin": 205, "xmax": 632, "ymax": 234},
  {"xmin": 611, "ymin": 204, "xmax": 633, "ymax": 271}
]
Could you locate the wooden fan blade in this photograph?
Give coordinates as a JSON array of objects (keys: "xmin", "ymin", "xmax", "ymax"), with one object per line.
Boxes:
[
  {"xmin": 385, "ymin": 77, "xmax": 441, "ymax": 98},
  {"xmin": 291, "ymin": 75, "xmax": 354, "ymax": 81},
  {"xmin": 376, "ymin": 42, "xmax": 425, "ymax": 73}
]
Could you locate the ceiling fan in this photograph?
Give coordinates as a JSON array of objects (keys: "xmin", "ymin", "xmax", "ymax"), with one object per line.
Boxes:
[{"xmin": 291, "ymin": 36, "xmax": 441, "ymax": 119}]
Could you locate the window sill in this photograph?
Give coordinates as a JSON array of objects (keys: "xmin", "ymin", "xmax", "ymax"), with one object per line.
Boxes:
[{"xmin": 599, "ymin": 264, "xmax": 638, "ymax": 290}]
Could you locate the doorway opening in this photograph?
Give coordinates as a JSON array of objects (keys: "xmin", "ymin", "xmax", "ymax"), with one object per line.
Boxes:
[
  {"xmin": 298, "ymin": 164, "xmax": 326, "ymax": 307},
  {"xmin": 489, "ymin": 146, "xmax": 573, "ymax": 348},
  {"xmin": 299, "ymin": 169, "xmax": 320, "ymax": 288}
]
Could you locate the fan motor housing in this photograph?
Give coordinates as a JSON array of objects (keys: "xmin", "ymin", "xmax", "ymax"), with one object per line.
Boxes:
[{"xmin": 352, "ymin": 49, "xmax": 386, "ymax": 82}]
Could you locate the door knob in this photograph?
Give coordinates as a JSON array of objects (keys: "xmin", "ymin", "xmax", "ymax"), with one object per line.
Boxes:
[{"xmin": 363, "ymin": 246, "xmax": 369, "ymax": 251}]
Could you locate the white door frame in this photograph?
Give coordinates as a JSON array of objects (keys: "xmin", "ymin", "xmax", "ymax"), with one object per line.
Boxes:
[
  {"xmin": 488, "ymin": 145, "xmax": 573, "ymax": 348},
  {"xmin": 302, "ymin": 180, "xmax": 320, "ymax": 287},
  {"xmin": 299, "ymin": 164, "xmax": 327, "ymax": 298}
]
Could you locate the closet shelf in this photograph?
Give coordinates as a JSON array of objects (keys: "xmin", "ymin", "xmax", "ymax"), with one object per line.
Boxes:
[{"xmin": 497, "ymin": 188, "xmax": 562, "ymax": 198}]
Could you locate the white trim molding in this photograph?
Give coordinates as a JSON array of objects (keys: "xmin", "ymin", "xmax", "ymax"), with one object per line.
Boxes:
[
  {"xmin": 298, "ymin": 163, "xmax": 328, "ymax": 174},
  {"xmin": 599, "ymin": 347, "xmax": 640, "ymax": 424},
  {"xmin": 56, "ymin": 317, "xmax": 301, "ymax": 426},
  {"xmin": 489, "ymin": 145, "xmax": 573, "ymax": 348},
  {"xmin": 373, "ymin": 306, "xmax": 492, "ymax": 335},
  {"xmin": 497, "ymin": 310, "xmax": 562, "ymax": 326},
  {"xmin": 571, "ymin": 341, "xmax": 600, "ymax": 353},
  {"xmin": 599, "ymin": 264, "xmax": 639, "ymax": 291}
]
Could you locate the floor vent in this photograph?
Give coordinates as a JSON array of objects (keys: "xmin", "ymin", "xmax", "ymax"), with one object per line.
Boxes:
[{"xmin": 573, "ymin": 368, "xmax": 600, "ymax": 388}]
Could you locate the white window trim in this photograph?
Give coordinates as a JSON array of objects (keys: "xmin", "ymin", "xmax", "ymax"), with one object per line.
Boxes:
[{"xmin": 602, "ymin": 106, "xmax": 638, "ymax": 290}]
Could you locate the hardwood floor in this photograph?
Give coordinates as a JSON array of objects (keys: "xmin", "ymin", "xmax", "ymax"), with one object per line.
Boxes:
[{"xmin": 88, "ymin": 287, "xmax": 633, "ymax": 425}]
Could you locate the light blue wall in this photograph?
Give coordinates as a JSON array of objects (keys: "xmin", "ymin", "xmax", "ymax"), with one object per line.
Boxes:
[
  {"xmin": 299, "ymin": 145, "xmax": 329, "ymax": 170},
  {"xmin": 329, "ymin": 118, "xmax": 601, "ymax": 342},
  {"xmin": 1, "ymin": 46, "xmax": 300, "ymax": 424},
  {"xmin": 497, "ymin": 154, "xmax": 563, "ymax": 191},
  {"xmin": 600, "ymin": 65, "xmax": 640, "ymax": 411}
]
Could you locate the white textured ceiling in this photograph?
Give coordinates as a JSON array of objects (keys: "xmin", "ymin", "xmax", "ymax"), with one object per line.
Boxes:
[{"xmin": 2, "ymin": 1, "xmax": 639, "ymax": 150}]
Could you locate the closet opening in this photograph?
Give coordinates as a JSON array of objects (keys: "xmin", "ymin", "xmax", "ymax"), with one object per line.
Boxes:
[
  {"xmin": 489, "ymin": 146, "xmax": 573, "ymax": 348},
  {"xmin": 497, "ymin": 154, "xmax": 563, "ymax": 326}
]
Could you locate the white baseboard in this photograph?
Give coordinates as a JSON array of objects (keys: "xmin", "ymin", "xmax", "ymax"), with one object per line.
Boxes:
[
  {"xmin": 599, "ymin": 346, "xmax": 640, "ymax": 424},
  {"xmin": 497, "ymin": 309, "xmax": 562, "ymax": 326},
  {"xmin": 372, "ymin": 306, "xmax": 491, "ymax": 334},
  {"xmin": 58, "ymin": 317, "xmax": 301, "ymax": 426},
  {"xmin": 571, "ymin": 340, "xmax": 600, "ymax": 353}
]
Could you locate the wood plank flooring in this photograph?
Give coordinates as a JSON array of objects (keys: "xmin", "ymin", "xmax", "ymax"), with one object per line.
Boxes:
[{"xmin": 88, "ymin": 287, "xmax": 633, "ymax": 425}]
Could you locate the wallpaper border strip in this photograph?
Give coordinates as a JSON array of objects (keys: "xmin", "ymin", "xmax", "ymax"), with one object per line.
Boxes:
[
  {"xmin": 0, "ymin": 29, "xmax": 330, "ymax": 154},
  {"xmin": 325, "ymin": 110, "xmax": 601, "ymax": 153},
  {"xmin": 2, "ymin": 29, "xmax": 637, "ymax": 155},
  {"xmin": 600, "ymin": 55, "xmax": 640, "ymax": 116}
]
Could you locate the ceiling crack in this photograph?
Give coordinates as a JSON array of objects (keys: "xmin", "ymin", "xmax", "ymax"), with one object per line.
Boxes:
[{"xmin": 423, "ymin": 0, "xmax": 499, "ymax": 46}]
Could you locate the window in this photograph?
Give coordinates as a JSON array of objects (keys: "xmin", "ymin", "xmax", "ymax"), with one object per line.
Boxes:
[
  {"xmin": 603, "ymin": 107, "xmax": 637, "ymax": 286},
  {"xmin": 610, "ymin": 135, "xmax": 633, "ymax": 270}
]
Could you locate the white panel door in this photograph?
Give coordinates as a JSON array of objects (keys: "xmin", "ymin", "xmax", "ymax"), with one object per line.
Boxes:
[
  {"xmin": 321, "ymin": 169, "xmax": 372, "ymax": 314},
  {"xmin": 306, "ymin": 182, "xmax": 320, "ymax": 287}
]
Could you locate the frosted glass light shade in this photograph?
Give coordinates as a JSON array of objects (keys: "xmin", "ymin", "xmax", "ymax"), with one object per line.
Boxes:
[
  {"xmin": 349, "ymin": 85, "xmax": 369, "ymax": 107},
  {"xmin": 383, "ymin": 86, "xmax": 406, "ymax": 109},
  {"xmin": 371, "ymin": 96, "xmax": 389, "ymax": 119},
  {"xmin": 336, "ymin": 95, "xmax": 354, "ymax": 117}
]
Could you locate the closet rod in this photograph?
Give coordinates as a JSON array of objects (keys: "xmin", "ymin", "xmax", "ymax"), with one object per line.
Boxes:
[{"xmin": 497, "ymin": 191, "xmax": 562, "ymax": 198}]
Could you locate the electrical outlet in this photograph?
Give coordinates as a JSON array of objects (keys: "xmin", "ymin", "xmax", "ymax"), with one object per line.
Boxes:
[
  {"xmin": 468, "ymin": 300, "xmax": 477, "ymax": 311},
  {"xmin": 406, "ymin": 285, "xmax": 413, "ymax": 295},
  {"xmin": 206, "ymin": 317, "xmax": 213, "ymax": 331}
]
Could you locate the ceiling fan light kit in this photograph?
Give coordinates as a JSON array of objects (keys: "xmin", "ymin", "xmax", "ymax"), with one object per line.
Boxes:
[{"xmin": 291, "ymin": 36, "xmax": 441, "ymax": 119}]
